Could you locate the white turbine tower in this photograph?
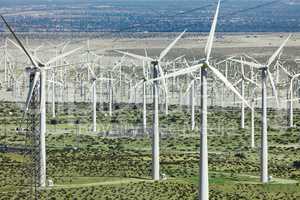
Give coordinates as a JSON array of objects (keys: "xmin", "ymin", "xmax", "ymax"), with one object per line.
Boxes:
[
  {"xmin": 87, "ymin": 65, "xmax": 112, "ymax": 133},
  {"xmin": 182, "ymin": 60, "xmax": 200, "ymax": 131},
  {"xmin": 116, "ymin": 29, "xmax": 186, "ymax": 111},
  {"xmin": 49, "ymin": 42, "xmax": 69, "ymax": 118},
  {"xmin": 274, "ymin": 61, "xmax": 297, "ymax": 127},
  {"xmin": 3, "ymin": 38, "xmax": 8, "ymax": 83},
  {"xmin": 146, "ymin": 1, "xmax": 251, "ymax": 198},
  {"xmin": 231, "ymin": 34, "xmax": 291, "ymax": 183},
  {"xmin": 111, "ymin": 56, "xmax": 125, "ymax": 103},
  {"xmin": 288, "ymin": 73, "xmax": 300, "ymax": 128},
  {"xmin": 232, "ymin": 56, "xmax": 259, "ymax": 129},
  {"xmin": 236, "ymin": 85, "xmax": 275, "ymax": 149},
  {"xmin": 115, "ymin": 30, "xmax": 186, "ymax": 180},
  {"xmin": 132, "ymin": 54, "xmax": 185, "ymax": 133},
  {"xmin": 1, "ymin": 15, "xmax": 81, "ymax": 187},
  {"xmin": 132, "ymin": 76, "xmax": 149, "ymax": 133}
]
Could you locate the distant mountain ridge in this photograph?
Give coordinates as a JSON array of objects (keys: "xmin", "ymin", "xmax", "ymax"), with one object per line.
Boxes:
[{"xmin": 0, "ymin": 0, "xmax": 299, "ymax": 32}]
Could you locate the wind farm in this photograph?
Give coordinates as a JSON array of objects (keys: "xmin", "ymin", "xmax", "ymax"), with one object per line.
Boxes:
[{"xmin": 1, "ymin": 0, "xmax": 300, "ymax": 200}]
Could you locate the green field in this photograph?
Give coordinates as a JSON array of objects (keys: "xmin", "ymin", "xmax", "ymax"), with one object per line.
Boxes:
[{"xmin": 1, "ymin": 102, "xmax": 300, "ymax": 199}]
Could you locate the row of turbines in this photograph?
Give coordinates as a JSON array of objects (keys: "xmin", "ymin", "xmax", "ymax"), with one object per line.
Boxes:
[{"xmin": 1, "ymin": 1, "xmax": 300, "ymax": 199}]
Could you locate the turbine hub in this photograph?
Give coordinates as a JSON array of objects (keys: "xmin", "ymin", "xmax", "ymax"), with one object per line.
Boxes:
[
  {"xmin": 203, "ymin": 61, "xmax": 209, "ymax": 68},
  {"xmin": 25, "ymin": 66, "xmax": 35, "ymax": 74},
  {"xmin": 151, "ymin": 61, "xmax": 159, "ymax": 66},
  {"xmin": 261, "ymin": 66, "xmax": 268, "ymax": 70}
]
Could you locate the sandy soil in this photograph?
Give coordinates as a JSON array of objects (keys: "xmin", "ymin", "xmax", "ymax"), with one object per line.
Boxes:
[{"xmin": 0, "ymin": 32, "xmax": 300, "ymax": 108}]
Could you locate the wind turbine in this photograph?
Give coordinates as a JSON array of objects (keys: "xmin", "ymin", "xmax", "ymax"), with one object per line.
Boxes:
[
  {"xmin": 250, "ymin": 89, "xmax": 257, "ymax": 149},
  {"xmin": 110, "ymin": 56, "xmax": 126, "ymax": 105},
  {"xmin": 246, "ymin": 88, "xmax": 274, "ymax": 149},
  {"xmin": 288, "ymin": 73, "xmax": 300, "ymax": 128},
  {"xmin": 124, "ymin": 50, "xmax": 152, "ymax": 133},
  {"xmin": 216, "ymin": 55, "xmax": 237, "ymax": 107},
  {"xmin": 50, "ymin": 42, "xmax": 70, "ymax": 117},
  {"xmin": 115, "ymin": 30, "xmax": 186, "ymax": 180},
  {"xmin": 115, "ymin": 29, "xmax": 186, "ymax": 114},
  {"xmin": 0, "ymin": 47, "xmax": 17, "ymax": 90},
  {"xmin": 182, "ymin": 59, "xmax": 201, "ymax": 131},
  {"xmin": 162, "ymin": 55, "xmax": 186, "ymax": 114},
  {"xmin": 232, "ymin": 56, "xmax": 259, "ymax": 129},
  {"xmin": 273, "ymin": 61, "xmax": 294, "ymax": 126},
  {"xmin": 235, "ymin": 80, "xmax": 274, "ymax": 150},
  {"xmin": 108, "ymin": 71, "xmax": 113, "ymax": 117},
  {"xmin": 146, "ymin": 1, "xmax": 250, "ymax": 199},
  {"xmin": 87, "ymin": 66, "xmax": 112, "ymax": 132},
  {"xmin": 1, "ymin": 15, "xmax": 81, "ymax": 187},
  {"xmin": 230, "ymin": 34, "xmax": 291, "ymax": 183},
  {"xmin": 2, "ymin": 38, "xmax": 8, "ymax": 83}
]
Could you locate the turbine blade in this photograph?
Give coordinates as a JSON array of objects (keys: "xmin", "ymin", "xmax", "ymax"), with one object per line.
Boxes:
[
  {"xmin": 230, "ymin": 58, "xmax": 262, "ymax": 69},
  {"xmin": 88, "ymin": 81, "xmax": 95, "ymax": 98},
  {"xmin": 184, "ymin": 58, "xmax": 191, "ymax": 68},
  {"xmin": 148, "ymin": 63, "xmax": 203, "ymax": 82},
  {"xmin": 34, "ymin": 45, "xmax": 44, "ymax": 52},
  {"xmin": 62, "ymin": 41, "xmax": 70, "ymax": 52},
  {"xmin": 244, "ymin": 77, "xmax": 260, "ymax": 87},
  {"xmin": 87, "ymin": 64, "xmax": 96, "ymax": 79},
  {"xmin": 278, "ymin": 64, "xmax": 292, "ymax": 77},
  {"xmin": 159, "ymin": 29, "xmax": 186, "ymax": 61},
  {"xmin": 157, "ymin": 64, "xmax": 168, "ymax": 96},
  {"xmin": 1, "ymin": 15, "xmax": 39, "ymax": 67},
  {"xmin": 288, "ymin": 74, "xmax": 300, "ymax": 95},
  {"xmin": 285, "ymin": 98, "xmax": 300, "ymax": 102},
  {"xmin": 183, "ymin": 80, "xmax": 195, "ymax": 97},
  {"xmin": 205, "ymin": 0, "xmax": 220, "ymax": 61},
  {"xmin": 267, "ymin": 69, "xmax": 279, "ymax": 106},
  {"xmin": 208, "ymin": 64, "xmax": 252, "ymax": 109},
  {"xmin": 96, "ymin": 77, "xmax": 114, "ymax": 82},
  {"xmin": 115, "ymin": 50, "xmax": 154, "ymax": 62},
  {"xmin": 171, "ymin": 55, "xmax": 185, "ymax": 63},
  {"xmin": 215, "ymin": 55, "xmax": 236, "ymax": 65},
  {"xmin": 133, "ymin": 79, "xmax": 144, "ymax": 89},
  {"xmin": 43, "ymin": 61, "xmax": 86, "ymax": 70},
  {"xmin": 8, "ymin": 38, "xmax": 44, "ymax": 65},
  {"xmin": 90, "ymin": 51, "xmax": 103, "ymax": 60},
  {"xmin": 254, "ymin": 96, "xmax": 275, "ymax": 102},
  {"xmin": 240, "ymin": 57, "xmax": 245, "ymax": 76},
  {"xmin": 47, "ymin": 80, "xmax": 63, "ymax": 86},
  {"xmin": 267, "ymin": 34, "xmax": 291, "ymax": 66},
  {"xmin": 233, "ymin": 78, "xmax": 242, "ymax": 87},
  {"xmin": 25, "ymin": 72, "xmax": 40, "ymax": 112},
  {"xmin": 243, "ymin": 54, "xmax": 260, "ymax": 64},
  {"xmin": 112, "ymin": 55, "xmax": 125, "ymax": 71},
  {"xmin": 46, "ymin": 47, "xmax": 82, "ymax": 66}
]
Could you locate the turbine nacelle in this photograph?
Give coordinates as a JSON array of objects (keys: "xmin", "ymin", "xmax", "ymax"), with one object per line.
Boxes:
[
  {"xmin": 142, "ymin": 76, "xmax": 148, "ymax": 82},
  {"xmin": 25, "ymin": 66, "xmax": 37, "ymax": 74},
  {"xmin": 91, "ymin": 77, "xmax": 97, "ymax": 82},
  {"xmin": 203, "ymin": 60, "xmax": 210, "ymax": 68},
  {"xmin": 261, "ymin": 65, "xmax": 268, "ymax": 70},
  {"xmin": 151, "ymin": 60, "xmax": 159, "ymax": 66}
]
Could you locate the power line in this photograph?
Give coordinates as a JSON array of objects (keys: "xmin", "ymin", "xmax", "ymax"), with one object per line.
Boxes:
[
  {"xmin": 0, "ymin": 0, "xmax": 285, "ymax": 33},
  {"xmin": 171, "ymin": 0, "xmax": 283, "ymax": 31},
  {"xmin": 224, "ymin": 0, "xmax": 282, "ymax": 17},
  {"xmin": 115, "ymin": 4, "xmax": 214, "ymax": 33}
]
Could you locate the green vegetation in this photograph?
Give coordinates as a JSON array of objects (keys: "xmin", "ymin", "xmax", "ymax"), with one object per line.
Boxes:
[{"xmin": 1, "ymin": 102, "xmax": 300, "ymax": 199}]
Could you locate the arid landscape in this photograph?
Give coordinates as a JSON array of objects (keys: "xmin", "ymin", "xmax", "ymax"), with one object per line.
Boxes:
[{"xmin": 1, "ymin": 0, "xmax": 300, "ymax": 200}]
